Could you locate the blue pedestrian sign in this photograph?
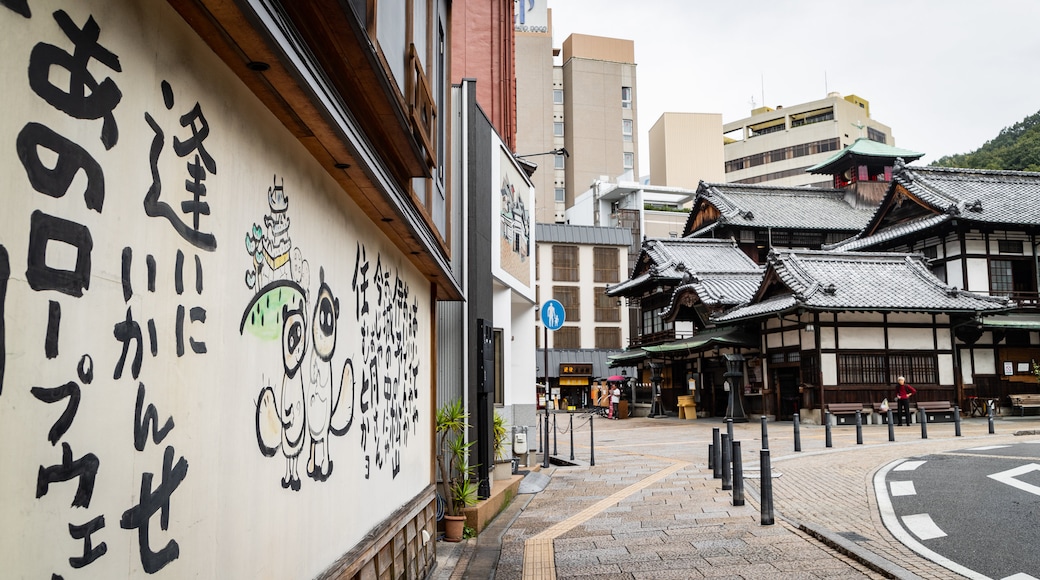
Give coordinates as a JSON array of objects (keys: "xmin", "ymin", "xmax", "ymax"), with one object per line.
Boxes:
[{"xmin": 541, "ymin": 299, "xmax": 566, "ymax": 331}]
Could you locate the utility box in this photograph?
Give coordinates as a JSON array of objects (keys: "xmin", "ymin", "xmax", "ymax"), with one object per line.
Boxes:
[{"xmin": 513, "ymin": 431, "xmax": 528, "ymax": 455}]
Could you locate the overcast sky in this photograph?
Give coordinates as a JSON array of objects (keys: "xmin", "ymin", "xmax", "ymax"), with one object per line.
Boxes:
[{"xmin": 547, "ymin": 0, "xmax": 1040, "ymax": 172}]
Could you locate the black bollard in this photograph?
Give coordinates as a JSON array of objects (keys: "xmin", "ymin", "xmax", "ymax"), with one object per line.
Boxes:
[
  {"xmin": 732, "ymin": 440, "xmax": 745, "ymax": 506},
  {"xmin": 793, "ymin": 413, "xmax": 802, "ymax": 452},
  {"xmin": 542, "ymin": 411, "xmax": 550, "ymax": 468},
  {"xmin": 726, "ymin": 418, "xmax": 734, "ymax": 453},
  {"xmin": 855, "ymin": 410, "xmax": 863, "ymax": 445},
  {"xmin": 954, "ymin": 406, "xmax": 962, "ymax": 437},
  {"xmin": 553, "ymin": 413, "xmax": 558, "ymax": 455},
  {"xmin": 721, "ymin": 434, "xmax": 732, "ymax": 491},
  {"xmin": 708, "ymin": 443, "xmax": 715, "ymax": 470},
  {"xmin": 760, "ymin": 449, "xmax": 774, "ymax": 525},
  {"xmin": 825, "ymin": 412, "xmax": 832, "ymax": 448},
  {"xmin": 569, "ymin": 414, "xmax": 575, "ymax": 461},
  {"xmin": 761, "ymin": 415, "xmax": 769, "ymax": 450},
  {"xmin": 712, "ymin": 428, "xmax": 722, "ymax": 479},
  {"xmin": 919, "ymin": 408, "xmax": 928, "ymax": 439},
  {"xmin": 589, "ymin": 415, "xmax": 595, "ymax": 466},
  {"xmin": 988, "ymin": 400, "xmax": 996, "ymax": 434},
  {"xmin": 887, "ymin": 409, "xmax": 895, "ymax": 442}
]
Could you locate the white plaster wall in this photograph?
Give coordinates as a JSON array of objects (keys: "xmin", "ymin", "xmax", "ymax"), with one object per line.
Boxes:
[
  {"xmin": 961, "ymin": 349, "xmax": 975, "ymax": 384},
  {"xmin": 766, "ymin": 331, "xmax": 784, "ymax": 349},
  {"xmin": 974, "ymin": 348, "xmax": 997, "ymax": 376},
  {"xmin": 782, "ymin": 330, "xmax": 800, "ymax": 348},
  {"xmin": 819, "ymin": 326, "xmax": 836, "ymax": 349},
  {"xmin": 888, "ymin": 328, "xmax": 935, "ymax": 350},
  {"xmin": 836, "ymin": 312, "xmax": 884, "ymax": 323},
  {"xmin": 508, "ymin": 299, "xmax": 537, "ymax": 407},
  {"xmin": 938, "ymin": 354, "xmax": 954, "ymax": 386},
  {"xmin": 965, "ymin": 257, "xmax": 990, "ymax": 293},
  {"xmin": 821, "ymin": 353, "xmax": 838, "ymax": 386},
  {"xmin": 947, "ymin": 260, "xmax": 964, "ymax": 288},
  {"xmin": 837, "ymin": 327, "xmax": 885, "ymax": 349},
  {"xmin": 0, "ymin": 2, "xmax": 432, "ymax": 577}
]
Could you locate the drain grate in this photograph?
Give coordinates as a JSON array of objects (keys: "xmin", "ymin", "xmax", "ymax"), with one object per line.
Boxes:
[{"xmin": 837, "ymin": 531, "xmax": 872, "ymax": 543}]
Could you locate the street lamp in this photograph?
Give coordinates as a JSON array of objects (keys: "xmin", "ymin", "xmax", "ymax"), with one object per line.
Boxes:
[
  {"xmin": 723, "ymin": 353, "xmax": 748, "ymax": 423},
  {"xmin": 516, "ymin": 147, "xmax": 570, "ymax": 159}
]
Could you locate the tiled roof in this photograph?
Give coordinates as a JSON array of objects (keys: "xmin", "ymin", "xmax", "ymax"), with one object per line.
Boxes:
[
  {"xmin": 536, "ymin": 223, "xmax": 633, "ymax": 246},
  {"xmin": 806, "ymin": 137, "xmax": 924, "ymax": 174},
  {"xmin": 685, "ymin": 182, "xmax": 875, "ymax": 233},
  {"xmin": 607, "ymin": 238, "xmax": 760, "ymax": 296},
  {"xmin": 891, "ymin": 162, "xmax": 1040, "ymax": 226},
  {"xmin": 713, "ymin": 250, "xmax": 1009, "ymax": 322},
  {"xmin": 824, "ymin": 213, "xmax": 952, "ymax": 251},
  {"xmin": 662, "ymin": 272, "xmax": 764, "ymax": 321},
  {"xmin": 535, "ymin": 348, "xmax": 634, "ymax": 378}
]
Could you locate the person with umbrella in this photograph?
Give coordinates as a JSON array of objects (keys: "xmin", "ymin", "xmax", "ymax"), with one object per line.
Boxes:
[{"xmin": 607, "ymin": 375, "xmax": 625, "ymax": 420}]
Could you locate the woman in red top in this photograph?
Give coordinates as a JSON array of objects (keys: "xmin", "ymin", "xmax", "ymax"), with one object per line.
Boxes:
[{"xmin": 895, "ymin": 376, "xmax": 917, "ymax": 426}]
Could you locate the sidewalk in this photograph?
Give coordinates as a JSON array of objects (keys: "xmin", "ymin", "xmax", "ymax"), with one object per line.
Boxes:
[{"xmin": 435, "ymin": 412, "xmax": 1040, "ymax": 579}]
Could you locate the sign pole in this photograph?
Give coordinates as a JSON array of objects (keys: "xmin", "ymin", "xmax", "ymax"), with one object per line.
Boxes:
[
  {"xmin": 539, "ymin": 299, "xmax": 565, "ymax": 469},
  {"xmin": 543, "ymin": 325, "xmax": 550, "ymax": 468}
]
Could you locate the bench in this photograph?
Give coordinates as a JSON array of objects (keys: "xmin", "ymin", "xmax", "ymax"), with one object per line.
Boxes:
[
  {"xmin": 1010, "ymin": 394, "xmax": 1040, "ymax": 416},
  {"xmin": 825, "ymin": 402, "xmax": 868, "ymax": 425},
  {"xmin": 915, "ymin": 400, "xmax": 956, "ymax": 423}
]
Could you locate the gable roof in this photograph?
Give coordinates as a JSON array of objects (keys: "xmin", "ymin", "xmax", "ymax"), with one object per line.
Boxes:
[
  {"xmin": 829, "ymin": 161, "xmax": 1040, "ymax": 251},
  {"xmin": 683, "ymin": 182, "xmax": 875, "ymax": 236},
  {"xmin": 713, "ymin": 249, "xmax": 1010, "ymax": 323},
  {"xmin": 806, "ymin": 137, "xmax": 924, "ymax": 174},
  {"xmin": 606, "ymin": 238, "xmax": 760, "ymax": 297},
  {"xmin": 662, "ymin": 272, "xmax": 764, "ymax": 322},
  {"xmin": 536, "ymin": 223, "xmax": 633, "ymax": 246}
]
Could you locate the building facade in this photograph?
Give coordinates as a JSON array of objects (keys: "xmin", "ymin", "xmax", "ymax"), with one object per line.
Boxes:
[
  {"xmin": 649, "ymin": 112, "xmax": 725, "ymax": 190},
  {"xmin": 723, "ymin": 93, "xmax": 894, "ymax": 188},
  {"xmin": 1, "ymin": 1, "xmax": 460, "ymax": 578}
]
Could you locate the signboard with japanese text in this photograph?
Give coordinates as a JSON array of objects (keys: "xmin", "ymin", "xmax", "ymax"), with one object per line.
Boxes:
[{"xmin": 0, "ymin": 1, "xmax": 432, "ymax": 578}]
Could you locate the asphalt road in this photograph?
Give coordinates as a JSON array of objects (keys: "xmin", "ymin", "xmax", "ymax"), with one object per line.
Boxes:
[{"xmin": 877, "ymin": 441, "xmax": 1040, "ymax": 580}]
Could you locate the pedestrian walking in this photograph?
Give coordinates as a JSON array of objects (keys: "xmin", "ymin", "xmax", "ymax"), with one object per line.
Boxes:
[
  {"xmin": 610, "ymin": 384, "xmax": 621, "ymax": 420},
  {"xmin": 895, "ymin": 376, "xmax": 916, "ymax": 426}
]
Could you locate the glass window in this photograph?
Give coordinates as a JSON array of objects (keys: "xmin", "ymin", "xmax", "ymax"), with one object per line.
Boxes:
[
  {"xmin": 621, "ymin": 86, "xmax": 632, "ymax": 109},
  {"xmin": 552, "ymin": 246, "xmax": 579, "ymax": 281},
  {"xmin": 593, "ymin": 247, "xmax": 619, "ymax": 283},
  {"xmin": 991, "ymin": 259, "xmax": 1014, "ymax": 293},
  {"xmin": 554, "ymin": 286, "xmax": 580, "ymax": 321},
  {"xmin": 554, "ymin": 326, "xmax": 580, "ymax": 349},
  {"xmin": 554, "ymin": 154, "xmax": 566, "ymax": 169},
  {"xmin": 553, "ymin": 122, "xmax": 564, "ymax": 136},
  {"xmin": 623, "ymin": 152, "xmax": 634, "ymax": 169},
  {"xmin": 622, "ymin": 119, "xmax": 633, "ymax": 142},
  {"xmin": 553, "ymin": 89, "xmax": 564, "ymax": 104},
  {"xmin": 554, "ymin": 187, "xmax": 565, "ymax": 202}
]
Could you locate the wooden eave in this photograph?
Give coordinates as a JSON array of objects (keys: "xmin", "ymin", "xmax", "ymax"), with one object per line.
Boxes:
[
  {"xmin": 862, "ymin": 184, "xmax": 941, "ymax": 239},
  {"xmin": 682, "ymin": 200, "xmax": 720, "ymax": 236},
  {"xmin": 167, "ymin": 0, "xmax": 462, "ymax": 300}
]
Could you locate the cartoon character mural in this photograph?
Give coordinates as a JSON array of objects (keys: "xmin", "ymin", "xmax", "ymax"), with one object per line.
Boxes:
[{"xmin": 240, "ymin": 176, "xmax": 354, "ymax": 490}]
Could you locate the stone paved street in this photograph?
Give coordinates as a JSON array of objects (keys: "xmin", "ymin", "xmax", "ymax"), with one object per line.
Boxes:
[{"xmin": 435, "ymin": 412, "xmax": 1040, "ymax": 579}]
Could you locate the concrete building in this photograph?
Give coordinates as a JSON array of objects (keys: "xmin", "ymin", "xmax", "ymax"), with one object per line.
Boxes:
[
  {"xmin": 515, "ymin": 3, "xmax": 638, "ymax": 223},
  {"xmin": 649, "ymin": 112, "xmax": 725, "ymax": 190},
  {"xmin": 723, "ymin": 92, "xmax": 894, "ymax": 188},
  {"xmin": 452, "ymin": 0, "xmax": 516, "ymax": 149}
]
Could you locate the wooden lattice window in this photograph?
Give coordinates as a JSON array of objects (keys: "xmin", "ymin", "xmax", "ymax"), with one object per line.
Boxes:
[{"xmin": 552, "ymin": 246, "xmax": 578, "ymax": 281}]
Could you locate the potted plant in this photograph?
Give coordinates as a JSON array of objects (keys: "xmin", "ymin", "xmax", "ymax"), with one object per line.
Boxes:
[
  {"xmin": 492, "ymin": 411, "xmax": 513, "ymax": 480},
  {"xmin": 436, "ymin": 400, "xmax": 478, "ymax": 541}
]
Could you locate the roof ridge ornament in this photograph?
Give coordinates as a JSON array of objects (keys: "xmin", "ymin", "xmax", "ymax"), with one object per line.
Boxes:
[{"xmin": 968, "ymin": 199, "xmax": 983, "ymax": 212}]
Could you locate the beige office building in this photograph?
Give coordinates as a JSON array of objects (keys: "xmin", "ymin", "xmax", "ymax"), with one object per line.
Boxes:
[
  {"xmin": 722, "ymin": 92, "xmax": 894, "ymax": 188},
  {"xmin": 516, "ymin": 5, "xmax": 638, "ymax": 223},
  {"xmin": 649, "ymin": 112, "xmax": 725, "ymax": 190}
]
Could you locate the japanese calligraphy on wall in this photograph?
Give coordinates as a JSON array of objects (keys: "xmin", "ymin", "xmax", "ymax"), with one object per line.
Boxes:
[{"xmin": 0, "ymin": 1, "xmax": 431, "ymax": 578}]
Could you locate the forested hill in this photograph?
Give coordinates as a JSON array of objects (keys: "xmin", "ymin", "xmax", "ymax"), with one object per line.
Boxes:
[{"xmin": 931, "ymin": 110, "xmax": 1040, "ymax": 171}]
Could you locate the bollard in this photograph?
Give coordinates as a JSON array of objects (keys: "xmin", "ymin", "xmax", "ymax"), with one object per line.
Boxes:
[
  {"xmin": 988, "ymin": 400, "xmax": 995, "ymax": 434},
  {"xmin": 726, "ymin": 418, "xmax": 734, "ymax": 454},
  {"xmin": 589, "ymin": 415, "xmax": 595, "ymax": 466},
  {"xmin": 712, "ymin": 428, "xmax": 722, "ymax": 479},
  {"xmin": 542, "ymin": 412, "xmax": 550, "ymax": 468},
  {"xmin": 887, "ymin": 409, "xmax": 895, "ymax": 442},
  {"xmin": 761, "ymin": 415, "xmax": 769, "ymax": 450},
  {"xmin": 537, "ymin": 414, "xmax": 542, "ymax": 452},
  {"xmin": 721, "ymin": 434, "xmax": 732, "ymax": 491},
  {"xmin": 825, "ymin": 412, "xmax": 832, "ymax": 448},
  {"xmin": 553, "ymin": 413, "xmax": 558, "ymax": 455},
  {"xmin": 855, "ymin": 410, "xmax": 863, "ymax": 445},
  {"xmin": 793, "ymin": 413, "xmax": 802, "ymax": 452},
  {"xmin": 954, "ymin": 405, "xmax": 962, "ymax": 437},
  {"xmin": 919, "ymin": 408, "xmax": 928, "ymax": 439},
  {"xmin": 732, "ymin": 440, "xmax": 745, "ymax": 506},
  {"xmin": 708, "ymin": 443, "xmax": 715, "ymax": 470},
  {"xmin": 569, "ymin": 414, "xmax": 575, "ymax": 461},
  {"xmin": 760, "ymin": 449, "xmax": 775, "ymax": 525}
]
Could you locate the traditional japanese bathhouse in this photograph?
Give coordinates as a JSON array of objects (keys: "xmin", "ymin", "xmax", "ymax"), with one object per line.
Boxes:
[
  {"xmin": 712, "ymin": 250, "xmax": 1010, "ymax": 423},
  {"xmin": 806, "ymin": 137, "xmax": 924, "ymax": 204},
  {"xmin": 606, "ymin": 238, "xmax": 762, "ymax": 414},
  {"xmin": 830, "ymin": 161, "xmax": 1040, "ymax": 405}
]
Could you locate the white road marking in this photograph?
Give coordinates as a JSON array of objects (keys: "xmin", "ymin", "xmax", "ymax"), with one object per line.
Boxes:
[
  {"xmin": 894, "ymin": 460, "xmax": 926, "ymax": 471},
  {"xmin": 967, "ymin": 445, "xmax": 1011, "ymax": 451},
  {"xmin": 989, "ymin": 463, "xmax": 1040, "ymax": 497},
  {"xmin": 875, "ymin": 459, "xmax": 990, "ymax": 579},
  {"xmin": 1002, "ymin": 573, "xmax": 1040, "ymax": 580},
  {"xmin": 902, "ymin": 513, "xmax": 947, "ymax": 540},
  {"xmin": 889, "ymin": 480, "xmax": 916, "ymax": 496}
]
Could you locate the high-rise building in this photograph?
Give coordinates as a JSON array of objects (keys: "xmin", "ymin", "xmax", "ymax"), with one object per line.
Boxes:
[
  {"xmin": 722, "ymin": 92, "xmax": 894, "ymax": 188},
  {"xmin": 515, "ymin": 5, "xmax": 638, "ymax": 223},
  {"xmin": 649, "ymin": 112, "xmax": 725, "ymax": 190}
]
